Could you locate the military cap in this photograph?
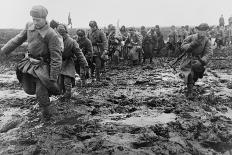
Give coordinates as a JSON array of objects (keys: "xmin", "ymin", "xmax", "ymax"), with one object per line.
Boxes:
[
  {"xmin": 57, "ymin": 24, "xmax": 68, "ymax": 34},
  {"xmin": 76, "ymin": 29, "xmax": 86, "ymax": 37},
  {"xmin": 141, "ymin": 26, "xmax": 146, "ymax": 30},
  {"xmin": 30, "ymin": 5, "xmax": 48, "ymax": 18},
  {"xmin": 195, "ymin": 23, "xmax": 209, "ymax": 31},
  {"xmin": 50, "ymin": 20, "xmax": 59, "ymax": 29},
  {"xmin": 89, "ymin": 21, "xmax": 98, "ymax": 27}
]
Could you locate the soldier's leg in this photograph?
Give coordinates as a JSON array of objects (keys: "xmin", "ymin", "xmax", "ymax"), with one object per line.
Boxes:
[
  {"xmin": 63, "ymin": 76, "xmax": 72, "ymax": 99},
  {"xmin": 186, "ymin": 71, "xmax": 195, "ymax": 99},
  {"xmin": 35, "ymin": 79, "xmax": 51, "ymax": 120},
  {"xmin": 90, "ymin": 57, "xmax": 96, "ymax": 78},
  {"xmin": 21, "ymin": 73, "xmax": 36, "ymax": 95},
  {"xmin": 95, "ymin": 56, "xmax": 101, "ymax": 81},
  {"xmin": 75, "ymin": 61, "xmax": 81, "ymax": 75}
]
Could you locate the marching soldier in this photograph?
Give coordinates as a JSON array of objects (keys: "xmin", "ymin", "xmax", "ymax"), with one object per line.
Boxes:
[
  {"xmin": 142, "ymin": 28, "xmax": 156, "ymax": 63},
  {"xmin": 155, "ymin": 25, "xmax": 165, "ymax": 56},
  {"xmin": 126, "ymin": 27, "xmax": 142, "ymax": 65},
  {"xmin": 0, "ymin": 5, "xmax": 62, "ymax": 121},
  {"xmin": 108, "ymin": 26, "xmax": 122, "ymax": 65},
  {"xmin": 57, "ymin": 24, "xmax": 88, "ymax": 100},
  {"xmin": 120, "ymin": 26, "xmax": 129, "ymax": 61},
  {"xmin": 75, "ymin": 29, "xmax": 93, "ymax": 78},
  {"xmin": 219, "ymin": 14, "xmax": 225, "ymax": 27},
  {"xmin": 167, "ymin": 25, "xmax": 178, "ymax": 57},
  {"xmin": 180, "ymin": 23, "xmax": 212, "ymax": 99},
  {"xmin": 87, "ymin": 21, "xmax": 108, "ymax": 81}
]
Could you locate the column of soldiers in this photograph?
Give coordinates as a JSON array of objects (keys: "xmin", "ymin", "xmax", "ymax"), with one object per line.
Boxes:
[
  {"xmin": 0, "ymin": 5, "xmax": 215, "ymax": 121},
  {"xmin": 210, "ymin": 14, "xmax": 232, "ymax": 49}
]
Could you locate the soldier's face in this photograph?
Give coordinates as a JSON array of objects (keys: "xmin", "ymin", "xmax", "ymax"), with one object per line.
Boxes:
[
  {"xmin": 197, "ymin": 30, "xmax": 207, "ymax": 37},
  {"xmin": 32, "ymin": 17, "xmax": 46, "ymax": 29},
  {"xmin": 90, "ymin": 25, "xmax": 97, "ymax": 31}
]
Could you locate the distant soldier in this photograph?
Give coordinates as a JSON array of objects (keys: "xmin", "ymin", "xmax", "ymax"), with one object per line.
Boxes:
[
  {"xmin": 108, "ymin": 26, "xmax": 122, "ymax": 65},
  {"xmin": 120, "ymin": 25, "xmax": 129, "ymax": 61},
  {"xmin": 215, "ymin": 26, "xmax": 224, "ymax": 49},
  {"xmin": 167, "ymin": 25, "xmax": 178, "ymax": 56},
  {"xmin": 219, "ymin": 14, "xmax": 225, "ymax": 27},
  {"xmin": 142, "ymin": 28, "xmax": 156, "ymax": 63},
  {"xmin": 228, "ymin": 15, "xmax": 232, "ymax": 26},
  {"xmin": 87, "ymin": 21, "xmax": 108, "ymax": 81},
  {"xmin": 75, "ymin": 29, "xmax": 93, "ymax": 78},
  {"xmin": 177, "ymin": 26, "xmax": 188, "ymax": 43},
  {"xmin": 140, "ymin": 26, "xmax": 147, "ymax": 39},
  {"xmin": 155, "ymin": 25, "xmax": 165, "ymax": 55},
  {"xmin": 180, "ymin": 23, "xmax": 212, "ymax": 99},
  {"xmin": 228, "ymin": 25, "xmax": 232, "ymax": 45},
  {"xmin": 0, "ymin": 5, "xmax": 62, "ymax": 121},
  {"xmin": 57, "ymin": 25, "xmax": 88, "ymax": 100},
  {"xmin": 126, "ymin": 27, "xmax": 142, "ymax": 65}
]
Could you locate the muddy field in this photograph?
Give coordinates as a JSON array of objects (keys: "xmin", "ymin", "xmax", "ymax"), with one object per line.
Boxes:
[{"xmin": 0, "ymin": 47, "xmax": 232, "ymax": 155}]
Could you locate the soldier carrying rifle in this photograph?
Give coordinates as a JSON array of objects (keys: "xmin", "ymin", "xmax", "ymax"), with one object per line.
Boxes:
[{"xmin": 180, "ymin": 23, "xmax": 213, "ymax": 99}]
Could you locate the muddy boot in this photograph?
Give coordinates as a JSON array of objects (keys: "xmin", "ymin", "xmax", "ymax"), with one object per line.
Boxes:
[
  {"xmin": 186, "ymin": 84, "xmax": 194, "ymax": 100},
  {"xmin": 40, "ymin": 105, "xmax": 52, "ymax": 122},
  {"xmin": 95, "ymin": 69, "xmax": 101, "ymax": 81}
]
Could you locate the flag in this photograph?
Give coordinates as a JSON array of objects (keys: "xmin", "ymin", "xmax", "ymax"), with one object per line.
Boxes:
[{"xmin": 68, "ymin": 12, "xmax": 72, "ymax": 26}]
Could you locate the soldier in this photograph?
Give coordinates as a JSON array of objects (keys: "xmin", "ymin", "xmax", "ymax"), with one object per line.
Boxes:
[
  {"xmin": 177, "ymin": 26, "xmax": 188, "ymax": 43},
  {"xmin": 108, "ymin": 26, "xmax": 122, "ymax": 65},
  {"xmin": 57, "ymin": 25, "xmax": 88, "ymax": 100},
  {"xmin": 120, "ymin": 25, "xmax": 129, "ymax": 61},
  {"xmin": 87, "ymin": 21, "xmax": 108, "ymax": 81},
  {"xmin": 167, "ymin": 25, "xmax": 178, "ymax": 57},
  {"xmin": 142, "ymin": 28, "xmax": 156, "ymax": 63},
  {"xmin": 50, "ymin": 20, "xmax": 64, "ymax": 52},
  {"xmin": 0, "ymin": 5, "xmax": 62, "ymax": 121},
  {"xmin": 219, "ymin": 14, "xmax": 225, "ymax": 27},
  {"xmin": 215, "ymin": 26, "xmax": 224, "ymax": 49},
  {"xmin": 228, "ymin": 15, "xmax": 232, "ymax": 26},
  {"xmin": 180, "ymin": 23, "xmax": 212, "ymax": 99},
  {"xmin": 140, "ymin": 26, "xmax": 147, "ymax": 39},
  {"xmin": 75, "ymin": 29, "xmax": 93, "ymax": 79},
  {"xmin": 126, "ymin": 27, "xmax": 142, "ymax": 65},
  {"xmin": 155, "ymin": 25, "xmax": 165, "ymax": 56}
]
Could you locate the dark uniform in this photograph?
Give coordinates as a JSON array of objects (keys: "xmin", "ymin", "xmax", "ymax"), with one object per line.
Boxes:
[
  {"xmin": 142, "ymin": 28, "xmax": 155, "ymax": 63},
  {"xmin": 76, "ymin": 29, "xmax": 93, "ymax": 77},
  {"xmin": 126, "ymin": 27, "xmax": 142, "ymax": 65},
  {"xmin": 108, "ymin": 26, "xmax": 122, "ymax": 65},
  {"xmin": 87, "ymin": 21, "xmax": 108, "ymax": 81},
  {"xmin": 0, "ymin": 6, "xmax": 62, "ymax": 120},
  {"xmin": 57, "ymin": 25, "xmax": 88, "ymax": 99},
  {"xmin": 181, "ymin": 23, "xmax": 212, "ymax": 99}
]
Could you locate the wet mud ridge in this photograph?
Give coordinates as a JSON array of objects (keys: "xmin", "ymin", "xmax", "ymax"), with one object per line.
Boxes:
[{"xmin": 1, "ymin": 50, "xmax": 232, "ymax": 154}]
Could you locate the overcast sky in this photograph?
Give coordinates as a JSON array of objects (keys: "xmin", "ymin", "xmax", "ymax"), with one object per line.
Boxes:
[{"xmin": 0, "ymin": 0, "xmax": 232, "ymax": 29}]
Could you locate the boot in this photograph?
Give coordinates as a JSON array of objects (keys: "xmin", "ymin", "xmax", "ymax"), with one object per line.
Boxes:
[
  {"xmin": 186, "ymin": 84, "xmax": 194, "ymax": 100},
  {"xmin": 95, "ymin": 69, "xmax": 101, "ymax": 81},
  {"xmin": 40, "ymin": 105, "xmax": 52, "ymax": 122}
]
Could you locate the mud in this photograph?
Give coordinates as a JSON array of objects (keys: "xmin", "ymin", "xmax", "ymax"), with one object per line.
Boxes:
[{"xmin": 1, "ymin": 49, "xmax": 232, "ymax": 155}]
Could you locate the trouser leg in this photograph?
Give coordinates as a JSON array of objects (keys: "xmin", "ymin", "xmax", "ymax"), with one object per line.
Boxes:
[
  {"xmin": 95, "ymin": 56, "xmax": 101, "ymax": 81},
  {"xmin": 75, "ymin": 61, "xmax": 81, "ymax": 75},
  {"xmin": 63, "ymin": 76, "xmax": 72, "ymax": 99},
  {"xmin": 35, "ymin": 79, "xmax": 51, "ymax": 120}
]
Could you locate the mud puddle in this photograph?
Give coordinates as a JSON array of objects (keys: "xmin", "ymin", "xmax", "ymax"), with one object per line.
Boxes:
[{"xmin": 101, "ymin": 110, "xmax": 176, "ymax": 127}]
